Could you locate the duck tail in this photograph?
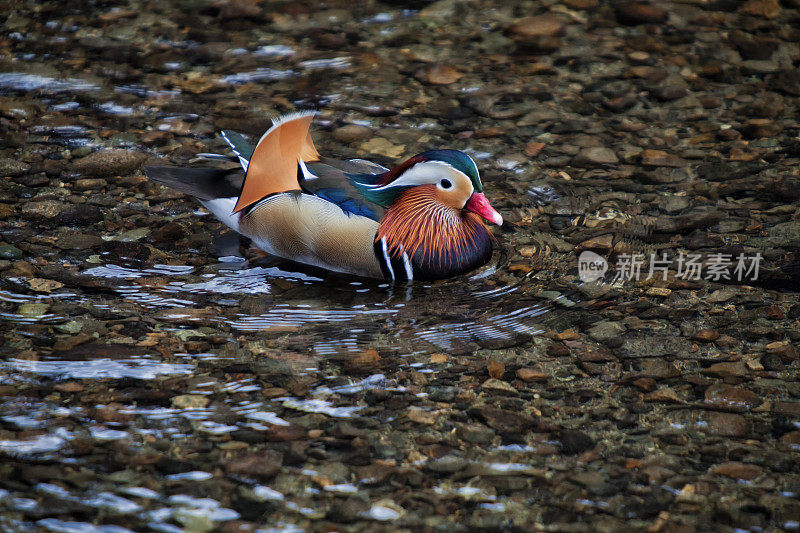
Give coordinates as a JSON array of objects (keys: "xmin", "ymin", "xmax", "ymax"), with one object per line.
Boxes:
[{"xmin": 145, "ymin": 166, "xmax": 241, "ymax": 201}]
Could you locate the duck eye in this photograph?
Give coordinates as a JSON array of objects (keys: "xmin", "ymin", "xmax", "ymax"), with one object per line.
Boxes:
[{"xmin": 440, "ymin": 178, "xmax": 452, "ymax": 189}]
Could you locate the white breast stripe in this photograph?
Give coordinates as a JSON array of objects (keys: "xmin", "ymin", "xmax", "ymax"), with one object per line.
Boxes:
[
  {"xmin": 381, "ymin": 237, "xmax": 395, "ymax": 280},
  {"xmin": 238, "ymin": 156, "xmax": 249, "ymax": 173},
  {"xmin": 402, "ymin": 253, "xmax": 413, "ymax": 281}
]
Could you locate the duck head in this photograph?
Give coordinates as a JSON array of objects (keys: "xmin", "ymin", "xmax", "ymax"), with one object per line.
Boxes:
[{"xmin": 351, "ymin": 149, "xmax": 503, "ymax": 280}]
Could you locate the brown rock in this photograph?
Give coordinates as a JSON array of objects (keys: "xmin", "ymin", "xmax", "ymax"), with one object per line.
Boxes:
[
  {"xmin": 773, "ymin": 402, "xmax": 800, "ymax": 417},
  {"xmin": 646, "ymin": 287, "xmax": 672, "ymax": 297},
  {"xmin": 516, "ymin": 368, "xmax": 549, "ymax": 382},
  {"xmin": 702, "ymin": 411, "xmax": 751, "ymax": 437},
  {"xmin": 704, "ymin": 384, "xmax": 762, "ymax": 411},
  {"xmin": 547, "ymin": 343, "xmax": 570, "ymax": 357},
  {"xmin": 779, "ymin": 431, "xmax": 800, "ymax": 451},
  {"xmin": 353, "ymin": 463, "xmax": 395, "ymax": 486},
  {"xmin": 704, "ymin": 360, "xmax": 748, "ymax": 378},
  {"xmin": 21, "ymin": 200, "xmax": 63, "ymax": 219},
  {"xmin": 766, "ymin": 341, "xmax": 797, "ymax": 362},
  {"xmin": 629, "ymin": 66, "xmax": 668, "ymax": 82},
  {"xmin": 632, "ymin": 377, "xmax": 656, "ymax": 391},
  {"xmin": 563, "ymin": 0, "xmax": 598, "ymax": 8},
  {"xmin": 98, "ymin": 8, "xmax": 137, "ymax": 22},
  {"xmin": 430, "ymin": 353, "xmax": 448, "ymax": 364},
  {"xmin": 473, "ymin": 127, "xmax": 505, "ymax": 138},
  {"xmin": 635, "ymin": 359, "xmax": 680, "ymax": 379},
  {"xmin": 155, "ymin": 308, "xmax": 216, "ymax": 326},
  {"xmin": 695, "ymin": 329, "xmax": 720, "ymax": 342},
  {"xmin": 508, "ymin": 15, "xmax": 564, "ymax": 51},
  {"xmin": 28, "ymin": 278, "xmax": 64, "ymax": 292},
  {"xmin": 556, "ymin": 329, "xmax": 580, "ymax": 341},
  {"xmin": 71, "ymin": 149, "xmax": 146, "ymax": 178},
  {"xmin": 650, "ymin": 77, "xmax": 688, "ymax": 101},
  {"xmin": 217, "ymin": 0, "xmax": 265, "ymax": 21},
  {"xmin": 407, "ymin": 407, "xmax": 437, "ymax": 425},
  {"xmin": 172, "ymin": 395, "xmax": 208, "ymax": 409},
  {"xmin": 572, "ymin": 147, "xmax": 619, "ymax": 167},
  {"xmin": 343, "ymin": 349, "xmax": 381, "ymax": 370},
  {"xmin": 487, "ymin": 360, "xmax": 505, "ymax": 379},
  {"xmin": 641, "ymin": 149, "xmax": 686, "ymax": 167},
  {"xmin": 579, "ymin": 233, "xmax": 614, "ymax": 251},
  {"xmin": 715, "ymin": 335, "xmax": 738, "ymax": 348},
  {"xmin": 468, "ymin": 406, "xmax": 537, "ymax": 433},
  {"xmin": 415, "ymin": 65, "xmax": 463, "ymax": 85},
  {"xmin": 333, "ymin": 125, "xmax": 372, "ymax": 143},
  {"xmin": 741, "ymin": 118, "xmax": 782, "ymax": 139},
  {"xmin": 643, "ymin": 388, "xmax": 683, "ymax": 403},
  {"xmin": 55, "ymin": 382, "xmax": 84, "ymax": 393},
  {"xmin": 55, "ymin": 234, "xmax": 103, "ymax": 249},
  {"xmin": 524, "ymin": 142, "xmax": 546, "ymax": 157},
  {"xmin": 481, "ymin": 378, "xmax": 517, "ymax": 394},
  {"xmin": 151, "ymin": 222, "xmax": 187, "ymax": 243},
  {"xmin": 0, "ymin": 158, "xmax": 30, "ymax": 177},
  {"xmin": 53, "ymin": 333, "xmax": 91, "ymax": 351},
  {"xmin": 266, "ymin": 424, "xmax": 307, "ymax": 441},
  {"xmin": 763, "ymin": 305, "xmax": 785, "ymax": 319},
  {"xmin": 223, "ymin": 451, "xmax": 282, "ymax": 479},
  {"xmin": 615, "ymin": 3, "xmax": 668, "ymax": 25},
  {"xmin": 711, "ymin": 462, "xmax": 763, "ymax": 480},
  {"xmin": 740, "ymin": 0, "xmax": 780, "ymax": 18},
  {"xmin": 72, "ymin": 178, "xmax": 107, "ymax": 190}
]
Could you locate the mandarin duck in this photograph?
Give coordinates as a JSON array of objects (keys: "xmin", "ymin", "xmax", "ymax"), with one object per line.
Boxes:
[{"xmin": 145, "ymin": 111, "xmax": 503, "ymax": 281}]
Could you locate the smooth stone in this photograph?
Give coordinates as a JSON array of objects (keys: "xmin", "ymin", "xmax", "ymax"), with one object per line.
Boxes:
[
  {"xmin": 0, "ymin": 158, "xmax": 30, "ymax": 177},
  {"xmin": 704, "ymin": 384, "xmax": 762, "ymax": 410},
  {"xmin": 20, "ymin": 200, "xmax": 63, "ymax": 219},
  {"xmin": 71, "ymin": 149, "xmax": 146, "ymax": 178},
  {"xmin": 172, "ymin": 395, "xmax": 209, "ymax": 409},
  {"xmin": 710, "ymin": 462, "xmax": 763, "ymax": 481},
  {"xmin": 17, "ymin": 302, "xmax": 50, "ymax": 317},
  {"xmin": 333, "ymin": 125, "xmax": 372, "ymax": 143},
  {"xmin": 615, "ymin": 2, "xmax": 668, "ymax": 25},
  {"xmin": 0, "ymin": 244, "xmax": 22, "ymax": 259},
  {"xmin": 702, "ymin": 411, "xmax": 751, "ymax": 437},
  {"xmin": 641, "ymin": 149, "xmax": 686, "ymax": 167},
  {"xmin": 72, "ymin": 178, "xmax": 108, "ymax": 190},
  {"xmin": 587, "ymin": 321, "xmax": 626, "ymax": 342},
  {"xmin": 508, "ymin": 15, "xmax": 564, "ymax": 51},
  {"xmin": 56, "ymin": 234, "xmax": 103, "ymax": 249},
  {"xmin": 572, "ymin": 147, "xmax": 619, "ymax": 167}
]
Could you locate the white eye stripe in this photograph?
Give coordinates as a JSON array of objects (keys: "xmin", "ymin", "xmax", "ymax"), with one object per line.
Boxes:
[{"xmin": 369, "ymin": 161, "xmax": 471, "ymax": 191}]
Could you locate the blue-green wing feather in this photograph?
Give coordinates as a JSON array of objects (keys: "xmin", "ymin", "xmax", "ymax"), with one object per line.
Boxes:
[
  {"xmin": 220, "ymin": 130, "xmax": 256, "ymax": 171},
  {"xmin": 302, "ymin": 160, "xmax": 387, "ymax": 222},
  {"xmin": 312, "ymin": 186, "xmax": 382, "ymax": 220}
]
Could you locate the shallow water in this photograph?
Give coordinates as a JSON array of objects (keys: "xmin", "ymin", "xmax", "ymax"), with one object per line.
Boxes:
[
  {"xmin": 0, "ymin": 249, "xmax": 571, "ymax": 532},
  {"xmin": 2, "ymin": 0, "xmax": 800, "ymax": 531}
]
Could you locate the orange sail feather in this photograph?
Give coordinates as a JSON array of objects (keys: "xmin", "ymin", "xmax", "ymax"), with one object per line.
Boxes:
[{"xmin": 233, "ymin": 112, "xmax": 320, "ymax": 213}]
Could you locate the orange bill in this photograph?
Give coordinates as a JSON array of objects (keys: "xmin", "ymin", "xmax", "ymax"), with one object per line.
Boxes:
[{"xmin": 233, "ymin": 114, "xmax": 320, "ymax": 213}]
